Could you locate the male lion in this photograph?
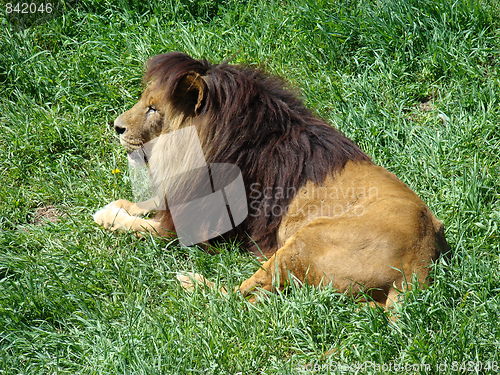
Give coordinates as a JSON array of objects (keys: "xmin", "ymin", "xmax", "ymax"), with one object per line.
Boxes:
[{"xmin": 94, "ymin": 52, "xmax": 448, "ymax": 307}]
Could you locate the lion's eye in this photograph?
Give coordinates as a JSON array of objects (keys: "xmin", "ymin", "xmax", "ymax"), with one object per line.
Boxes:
[{"xmin": 146, "ymin": 105, "xmax": 157, "ymax": 114}]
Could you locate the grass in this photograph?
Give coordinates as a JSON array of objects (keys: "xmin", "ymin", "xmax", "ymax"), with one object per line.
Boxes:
[{"xmin": 0, "ymin": 0, "xmax": 498, "ymax": 373}]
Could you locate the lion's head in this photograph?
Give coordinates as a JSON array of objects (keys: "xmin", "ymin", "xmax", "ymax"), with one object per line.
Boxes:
[
  {"xmin": 113, "ymin": 53, "xmax": 211, "ymax": 153},
  {"xmin": 112, "ymin": 52, "xmax": 369, "ymax": 255},
  {"xmin": 113, "ymin": 86, "xmax": 164, "ymax": 152}
]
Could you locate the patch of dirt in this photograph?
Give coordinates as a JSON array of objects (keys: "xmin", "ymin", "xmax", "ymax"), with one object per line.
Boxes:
[
  {"xmin": 419, "ymin": 100, "xmax": 434, "ymax": 112},
  {"xmin": 32, "ymin": 205, "xmax": 65, "ymax": 225},
  {"xmin": 406, "ymin": 97, "xmax": 436, "ymax": 122}
]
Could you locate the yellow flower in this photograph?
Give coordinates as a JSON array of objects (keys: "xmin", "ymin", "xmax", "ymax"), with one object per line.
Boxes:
[{"xmin": 111, "ymin": 168, "xmax": 121, "ymax": 175}]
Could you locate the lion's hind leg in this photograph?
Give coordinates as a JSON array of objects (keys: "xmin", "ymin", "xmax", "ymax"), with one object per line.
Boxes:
[
  {"xmin": 176, "ymin": 272, "xmax": 228, "ymax": 293},
  {"xmin": 237, "ymin": 216, "xmax": 415, "ymax": 309},
  {"xmin": 237, "ymin": 240, "xmax": 307, "ymax": 300},
  {"xmin": 177, "ymin": 215, "xmax": 426, "ymax": 310}
]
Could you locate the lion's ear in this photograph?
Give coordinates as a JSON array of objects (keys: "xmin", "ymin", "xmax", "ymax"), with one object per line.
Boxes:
[{"xmin": 173, "ymin": 72, "xmax": 207, "ymax": 116}]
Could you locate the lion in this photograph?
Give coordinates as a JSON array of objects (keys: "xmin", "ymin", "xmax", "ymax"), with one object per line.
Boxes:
[{"xmin": 94, "ymin": 52, "xmax": 448, "ymax": 308}]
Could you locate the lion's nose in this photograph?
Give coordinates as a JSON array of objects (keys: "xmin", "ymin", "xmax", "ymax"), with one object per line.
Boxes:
[{"xmin": 114, "ymin": 125, "xmax": 126, "ymax": 135}]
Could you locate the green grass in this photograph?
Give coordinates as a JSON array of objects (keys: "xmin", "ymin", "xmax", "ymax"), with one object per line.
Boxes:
[{"xmin": 0, "ymin": 0, "xmax": 498, "ymax": 373}]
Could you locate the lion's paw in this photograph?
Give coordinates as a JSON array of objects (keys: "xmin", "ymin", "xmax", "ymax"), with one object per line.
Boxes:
[
  {"xmin": 176, "ymin": 272, "xmax": 213, "ymax": 291},
  {"xmin": 93, "ymin": 204, "xmax": 133, "ymax": 231},
  {"xmin": 107, "ymin": 199, "xmax": 133, "ymax": 211},
  {"xmin": 107, "ymin": 199, "xmax": 151, "ymax": 216}
]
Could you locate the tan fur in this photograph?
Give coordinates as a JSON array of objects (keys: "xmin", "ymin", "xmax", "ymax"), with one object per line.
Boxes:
[
  {"xmin": 94, "ymin": 56, "xmax": 447, "ymax": 308},
  {"xmin": 239, "ymin": 160, "xmax": 445, "ymax": 306},
  {"xmin": 178, "ymin": 160, "xmax": 445, "ymax": 307}
]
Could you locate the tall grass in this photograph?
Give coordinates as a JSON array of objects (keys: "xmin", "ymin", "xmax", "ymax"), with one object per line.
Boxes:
[{"xmin": 0, "ymin": 0, "xmax": 498, "ymax": 373}]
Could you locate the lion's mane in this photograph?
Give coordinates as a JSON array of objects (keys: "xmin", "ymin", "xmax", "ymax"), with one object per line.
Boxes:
[{"xmin": 146, "ymin": 52, "xmax": 370, "ymax": 255}]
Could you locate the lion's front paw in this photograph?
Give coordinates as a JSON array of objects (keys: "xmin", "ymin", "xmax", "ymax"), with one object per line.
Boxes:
[
  {"xmin": 93, "ymin": 204, "xmax": 133, "ymax": 232},
  {"xmin": 106, "ymin": 199, "xmax": 134, "ymax": 212},
  {"xmin": 107, "ymin": 199, "xmax": 151, "ymax": 216}
]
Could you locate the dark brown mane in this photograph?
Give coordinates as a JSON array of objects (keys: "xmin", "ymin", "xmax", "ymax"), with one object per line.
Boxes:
[{"xmin": 146, "ymin": 52, "xmax": 371, "ymax": 256}]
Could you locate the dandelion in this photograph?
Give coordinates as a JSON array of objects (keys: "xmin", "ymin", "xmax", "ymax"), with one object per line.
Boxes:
[{"xmin": 111, "ymin": 168, "xmax": 121, "ymax": 175}]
